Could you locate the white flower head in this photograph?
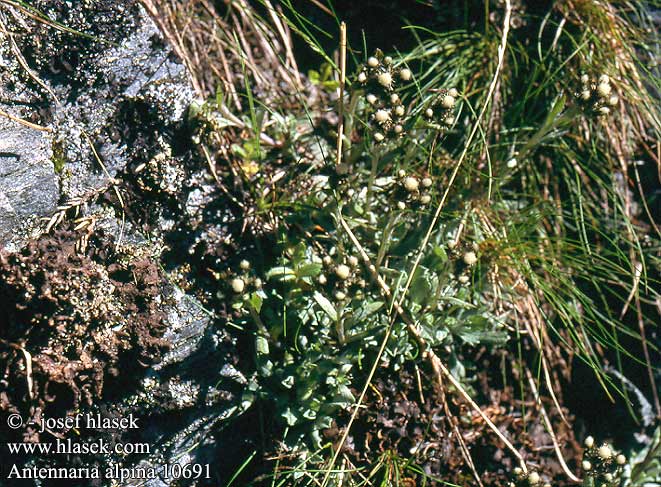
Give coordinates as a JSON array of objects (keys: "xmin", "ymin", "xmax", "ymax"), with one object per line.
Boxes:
[
  {"xmin": 231, "ymin": 278, "xmax": 245, "ymax": 294},
  {"xmin": 463, "ymin": 251, "xmax": 478, "ymax": 266}
]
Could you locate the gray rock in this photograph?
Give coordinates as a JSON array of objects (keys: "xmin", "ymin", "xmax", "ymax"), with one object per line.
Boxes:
[
  {"xmin": 0, "ymin": 2, "xmax": 244, "ymax": 486},
  {"xmin": 0, "ymin": 119, "xmax": 58, "ymax": 248},
  {"xmin": 50, "ymin": 6, "xmax": 195, "ymax": 200},
  {"xmin": 0, "ymin": 3, "xmax": 195, "ymax": 247}
]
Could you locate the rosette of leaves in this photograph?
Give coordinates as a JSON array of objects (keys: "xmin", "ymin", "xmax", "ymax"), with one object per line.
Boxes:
[
  {"xmin": 245, "ymin": 241, "xmax": 388, "ymax": 447},
  {"xmin": 228, "ymin": 179, "xmax": 511, "ymax": 451}
]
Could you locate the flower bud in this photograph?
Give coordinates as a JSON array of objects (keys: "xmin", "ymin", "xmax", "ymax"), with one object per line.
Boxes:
[
  {"xmin": 597, "ymin": 82, "xmax": 611, "ymax": 97},
  {"xmin": 230, "ymin": 278, "xmax": 245, "ymax": 294},
  {"xmin": 598, "ymin": 444, "xmax": 612, "ymax": 459},
  {"xmin": 403, "ymin": 177, "xmax": 419, "ymax": 192},
  {"xmin": 375, "ymin": 109, "xmax": 391, "ymax": 123},
  {"xmin": 335, "ymin": 264, "xmax": 351, "ymax": 280},
  {"xmin": 528, "ymin": 472, "xmax": 541, "ymax": 485},
  {"xmin": 348, "ymin": 256, "xmax": 359, "ymax": 267},
  {"xmin": 367, "ymin": 56, "xmax": 379, "ymax": 68},
  {"xmin": 394, "ymin": 105, "xmax": 405, "ymax": 116},
  {"xmin": 377, "ymin": 72, "xmax": 393, "ymax": 88},
  {"xmin": 448, "ymin": 88, "xmax": 459, "ymax": 98},
  {"xmin": 400, "ymin": 68, "xmax": 412, "ymax": 81},
  {"xmin": 366, "ymin": 93, "xmax": 377, "ymax": 105},
  {"xmin": 374, "ymin": 132, "xmax": 385, "ymax": 142},
  {"xmin": 582, "ymin": 461, "xmax": 592, "ymax": 471},
  {"xmin": 463, "ymin": 251, "xmax": 478, "ymax": 266},
  {"xmin": 441, "ymin": 94, "xmax": 456, "ymax": 109},
  {"xmin": 584, "ymin": 436, "xmax": 595, "ymax": 448},
  {"xmin": 616, "ymin": 454, "xmax": 626, "ymax": 465},
  {"xmin": 335, "ymin": 290, "xmax": 346, "ymax": 301},
  {"xmin": 422, "ymin": 177, "xmax": 433, "ymax": 187},
  {"xmin": 239, "ymin": 259, "xmax": 250, "ymax": 270}
]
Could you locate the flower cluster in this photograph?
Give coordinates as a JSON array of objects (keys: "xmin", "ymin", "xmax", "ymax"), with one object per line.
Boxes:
[
  {"xmin": 509, "ymin": 468, "xmax": 551, "ymax": 487},
  {"xmin": 581, "ymin": 436, "xmax": 627, "ymax": 487},
  {"xmin": 490, "ymin": 0, "xmax": 527, "ymax": 30},
  {"xmin": 356, "ymin": 50, "xmax": 412, "ymax": 142},
  {"xmin": 221, "ymin": 259, "xmax": 263, "ymax": 303},
  {"xmin": 577, "ymin": 74, "xmax": 619, "ymax": 116},
  {"xmin": 445, "ymin": 237, "xmax": 479, "ymax": 285},
  {"xmin": 320, "ymin": 254, "xmax": 366, "ymax": 302},
  {"xmin": 423, "ymin": 87, "xmax": 459, "ymax": 127},
  {"xmin": 392, "ymin": 170, "xmax": 434, "ymax": 209}
]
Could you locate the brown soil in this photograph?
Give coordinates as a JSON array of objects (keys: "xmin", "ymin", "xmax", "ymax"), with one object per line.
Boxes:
[{"xmin": 0, "ymin": 228, "xmax": 169, "ymax": 443}]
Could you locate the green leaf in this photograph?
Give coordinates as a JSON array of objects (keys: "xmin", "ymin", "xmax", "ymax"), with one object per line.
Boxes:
[
  {"xmin": 255, "ymin": 336, "xmax": 270, "ymax": 355},
  {"xmin": 265, "ymin": 266, "xmax": 297, "ymax": 281},
  {"xmin": 449, "ymin": 313, "xmax": 509, "ymax": 346},
  {"xmin": 313, "ymin": 291, "xmax": 338, "ymax": 321},
  {"xmin": 296, "ymin": 263, "xmax": 323, "ymax": 278},
  {"xmin": 315, "ymin": 415, "xmax": 333, "ymax": 430},
  {"xmin": 308, "ymin": 69, "xmax": 320, "ymax": 85},
  {"xmin": 346, "ymin": 301, "xmax": 384, "ymax": 328},
  {"xmin": 281, "ymin": 407, "xmax": 298, "ymax": 426},
  {"xmin": 337, "ymin": 385, "xmax": 355, "ymax": 403},
  {"xmin": 410, "ymin": 268, "xmax": 432, "ymax": 305},
  {"xmin": 628, "ymin": 426, "xmax": 660, "ymax": 487},
  {"xmin": 249, "ymin": 293, "xmax": 263, "ymax": 313},
  {"xmin": 429, "ymin": 245, "xmax": 449, "ymax": 270},
  {"xmin": 544, "ymin": 94, "xmax": 566, "ymax": 128}
]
